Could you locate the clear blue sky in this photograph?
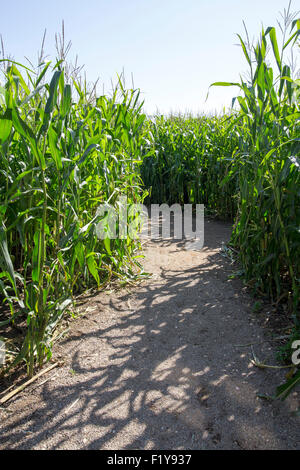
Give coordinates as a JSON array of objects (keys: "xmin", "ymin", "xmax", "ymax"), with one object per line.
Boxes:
[{"xmin": 0, "ymin": 0, "xmax": 298, "ymax": 114}]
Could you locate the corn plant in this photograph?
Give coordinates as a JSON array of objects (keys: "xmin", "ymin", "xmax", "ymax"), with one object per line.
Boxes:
[
  {"xmin": 141, "ymin": 12, "xmax": 300, "ymax": 398},
  {"xmin": 0, "ymin": 60, "xmax": 151, "ymax": 376},
  {"xmin": 210, "ymin": 15, "xmax": 300, "ymax": 312},
  {"xmin": 141, "ymin": 114, "xmax": 240, "ymax": 219},
  {"xmin": 142, "ymin": 15, "xmax": 300, "ymax": 315}
]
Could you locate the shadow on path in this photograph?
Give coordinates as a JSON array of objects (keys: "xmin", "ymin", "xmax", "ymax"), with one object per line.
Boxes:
[{"xmin": 0, "ymin": 220, "xmax": 299, "ymax": 450}]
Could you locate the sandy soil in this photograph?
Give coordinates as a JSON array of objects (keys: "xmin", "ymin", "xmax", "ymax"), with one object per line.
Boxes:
[{"xmin": 0, "ymin": 219, "xmax": 299, "ymax": 450}]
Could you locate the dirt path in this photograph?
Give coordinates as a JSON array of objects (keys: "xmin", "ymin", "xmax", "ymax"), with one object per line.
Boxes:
[{"xmin": 0, "ymin": 219, "xmax": 299, "ymax": 450}]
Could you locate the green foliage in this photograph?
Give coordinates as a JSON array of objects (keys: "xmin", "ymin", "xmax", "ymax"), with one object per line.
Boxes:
[
  {"xmin": 0, "ymin": 9, "xmax": 299, "ymax": 403},
  {"xmin": 142, "ymin": 18, "xmax": 300, "ymax": 316},
  {"xmin": 141, "ymin": 16, "xmax": 300, "ymax": 398},
  {"xmin": 0, "ymin": 61, "xmax": 150, "ymax": 376},
  {"xmin": 141, "ymin": 114, "xmax": 239, "ymax": 219}
]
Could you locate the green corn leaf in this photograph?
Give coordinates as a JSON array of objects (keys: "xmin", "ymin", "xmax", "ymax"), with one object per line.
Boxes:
[
  {"xmin": 210, "ymin": 81, "xmax": 241, "ymax": 87},
  {"xmin": 206, "ymin": 82, "xmax": 241, "ymax": 101},
  {"xmin": 72, "ymin": 78, "xmax": 84, "ymax": 100},
  {"xmin": 7, "ymin": 64, "xmax": 30, "ymax": 95},
  {"xmin": 0, "ymin": 223, "xmax": 17, "ymax": 294},
  {"xmin": 75, "ymin": 242, "xmax": 85, "ymax": 268},
  {"xmin": 45, "ymin": 70, "xmax": 62, "ymax": 114},
  {"xmin": 267, "ymin": 27, "xmax": 281, "ymax": 72},
  {"xmin": 32, "ymin": 231, "xmax": 41, "ymax": 283},
  {"xmin": 61, "ymin": 84, "xmax": 72, "ymax": 118},
  {"xmin": 237, "ymin": 34, "xmax": 251, "ymax": 66},
  {"xmin": 48, "ymin": 124, "xmax": 62, "ymax": 170},
  {"xmin": 86, "ymin": 253, "xmax": 100, "ymax": 287},
  {"xmin": 275, "ymin": 369, "xmax": 300, "ymax": 401},
  {"xmin": 283, "ymin": 24, "xmax": 300, "ymax": 50},
  {"xmin": 35, "ymin": 61, "xmax": 51, "ymax": 87},
  {"xmin": 104, "ymin": 238, "xmax": 112, "ymax": 255},
  {"xmin": 0, "ymin": 108, "xmax": 12, "ymax": 143},
  {"xmin": 12, "ymin": 108, "xmax": 45, "ymax": 169},
  {"xmin": 0, "ymin": 59, "xmax": 34, "ymax": 73},
  {"xmin": 77, "ymin": 143, "xmax": 98, "ymax": 165},
  {"xmin": 11, "ymin": 107, "xmax": 35, "ymax": 140}
]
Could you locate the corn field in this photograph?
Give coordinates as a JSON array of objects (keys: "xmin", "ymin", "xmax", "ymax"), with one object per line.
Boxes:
[
  {"xmin": 0, "ymin": 13, "xmax": 299, "ymax": 396},
  {"xmin": 143, "ymin": 19, "xmax": 300, "ymax": 314},
  {"xmin": 141, "ymin": 17, "xmax": 300, "ymax": 396},
  {"xmin": 0, "ymin": 60, "xmax": 151, "ymax": 376}
]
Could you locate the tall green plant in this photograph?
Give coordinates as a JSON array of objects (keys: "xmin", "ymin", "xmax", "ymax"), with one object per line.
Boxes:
[
  {"xmin": 210, "ymin": 16, "xmax": 300, "ymax": 312},
  {"xmin": 0, "ymin": 60, "xmax": 150, "ymax": 376},
  {"xmin": 141, "ymin": 10, "xmax": 300, "ymax": 398}
]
